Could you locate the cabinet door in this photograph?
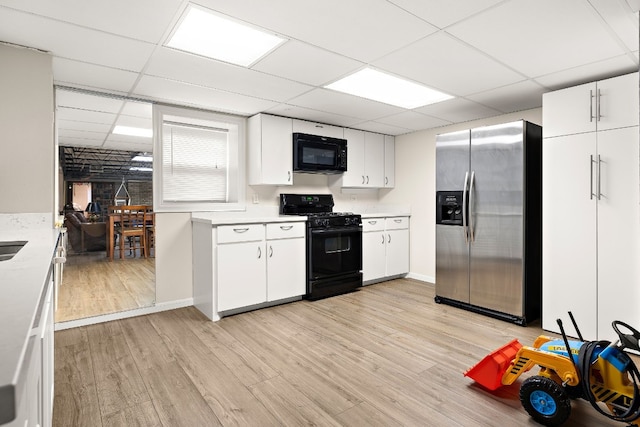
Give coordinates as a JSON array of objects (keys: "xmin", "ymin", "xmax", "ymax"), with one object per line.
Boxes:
[
  {"xmin": 596, "ymin": 126, "xmax": 640, "ymax": 341},
  {"xmin": 218, "ymin": 241, "xmax": 266, "ymax": 311},
  {"xmin": 386, "ymin": 229, "xmax": 409, "ymax": 277},
  {"xmin": 267, "ymin": 238, "xmax": 306, "ymax": 301},
  {"xmin": 542, "ymin": 82, "xmax": 596, "ymax": 138},
  {"xmin": 248, "ymin": 114, "xmax": 293, "ymax": 185},
  {"xmin": 596, "ymin": 72, "xmax": 639, "ymax": 132},
  {"xmin": 362, "ymin": 231, "xmax": 386, "ymax": 282},
  {"xmin": 364, "ymin": 132, "xmax": 385, "ymax": 187},
  {"xmin": 542, "ymin": 133, "xmax": 597, "ymax": 337},
  {"xmin": 384, "ymin": 135, "xmax": 395, "ymax": 188},
  {"xmin": 292, "ymin": 119, "xmax": 343, "ymax": 138},
  {"xmin": 341, "ymin": 128, "xmax": 365, "ymax": 187}
]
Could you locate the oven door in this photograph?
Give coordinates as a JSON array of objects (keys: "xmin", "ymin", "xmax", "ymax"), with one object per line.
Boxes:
[{"xmin": 308, "ymin": 226, "xmax": 362, "ymax": 280}]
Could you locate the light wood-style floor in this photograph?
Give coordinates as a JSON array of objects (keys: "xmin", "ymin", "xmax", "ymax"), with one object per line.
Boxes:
[
  {"xmin": 56, "ymin": 252, "xmax": 155, "ymax": 323},
  {"xmin": 53, "ymin": 279, "xmax": 630, "ymax": 426}
]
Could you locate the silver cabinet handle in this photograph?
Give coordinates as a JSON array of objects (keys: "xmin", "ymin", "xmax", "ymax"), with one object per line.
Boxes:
[
  {"xmin": 362, "ymin": 175, "xmax": 365, "ymax": 184},
  {"xmin": 381, "ymin": 234, "xmax": 385, "ymax": 244},
  {"xmin": 462, "ymin": 171, "xmax": 469, "ymax": 244},
  {"xmin": 280, "ymin": 225, "xmax": 293, "ymax": 231},
  {"xmin": 590, "ymin": 155, "xmax": 596, "ymax": 200},
  {"xmin": 597, "ymin": 88, "xmax": 602, "ymax": 122},
  {"xmin": 269, "ymin": 245, "xmax": 273, "ymax": 257},
  {"xmin": 590, "ymin": 89, "xmax": 595, "ymax": 122},
  {"xmin": 387, "ymin": 234, "xmax": 391, "ymax": 243},
  {"xmin": 366, "ymin": 176, "xmax": 369, "ymax": 184},
  {"xmin": 393, "ymin": 219, "xmax": 402, "ymax": 223},
  {"xmin": 469, "ymin": 170, "xmax": 476, "ymax": 243},
  {"xmin": 287, "ymin": 171, "xmax": 291, "ymax": 182},
  {"xmin": 258, "ymin": 246, "xmax": 262, "ymax": 259},
  {"xmin": 233, "ymin": 227, "xmax": 249, "ymax": 233},
  {"xmin": 597, "ymin": 154, "xmax": 602, "ymax": 200},
  {"xmin": 368, "ymin": 220, "xmax": 377, "ymax": 225},
  {"xmin": 385, "ymin": 177, "xmax": 388, "ymax": 185}
]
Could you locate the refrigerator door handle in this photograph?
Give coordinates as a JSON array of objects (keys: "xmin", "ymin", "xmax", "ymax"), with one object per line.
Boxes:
[
  {"xmin": 463, "ymin": 171, "xmax": 469, "ymax": 244},
  {"xmin": 469, "ymin": 170, "xmax": 476, "ymax": 243}
]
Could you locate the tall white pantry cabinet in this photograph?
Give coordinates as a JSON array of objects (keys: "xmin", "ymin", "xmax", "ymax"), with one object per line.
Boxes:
[{"xmin": 542, "ymin": 72, "xmax": 640, "ymax": 342}]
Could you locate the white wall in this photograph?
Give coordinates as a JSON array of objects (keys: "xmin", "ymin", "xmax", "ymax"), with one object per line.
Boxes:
[
  {"xmin": 0, "ymin": 43, "xmax": 54, "ymax": 214},
  {"xmin": 380, "ymin": 108, "xmax": 543, "ymax": 283}
]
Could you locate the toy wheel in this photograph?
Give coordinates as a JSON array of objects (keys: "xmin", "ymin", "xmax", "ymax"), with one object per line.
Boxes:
[{"xmin": 520, "ymin": 376, "xmax": 571, "ymax": 426}]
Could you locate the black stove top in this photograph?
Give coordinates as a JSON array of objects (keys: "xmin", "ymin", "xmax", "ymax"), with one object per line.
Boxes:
[{"xmin": 279, "ymin": 193, "xmax": 361, "ymax": 228}]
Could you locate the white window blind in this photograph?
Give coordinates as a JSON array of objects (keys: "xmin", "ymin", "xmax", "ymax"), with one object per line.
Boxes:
[{"xmin": 162, "ymin": 122, "xmax": 228, "ymax": 202}]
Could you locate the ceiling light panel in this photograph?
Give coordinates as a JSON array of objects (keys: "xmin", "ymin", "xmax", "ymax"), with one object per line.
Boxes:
[
  {"xmin": 165, "ymin": 5, "xmax": 286, "ymax": 67},
  {"xmin": 113, "ymin": 125, "xmax": 153, "ymax": 138},
  {"xmin": 326, "ymin": 68, "xmax": 453, "ymax": 109}
]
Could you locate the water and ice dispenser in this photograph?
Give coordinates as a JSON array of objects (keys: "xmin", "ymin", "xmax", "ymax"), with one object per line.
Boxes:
[{"xmin": 436, "ymin": 191, "xmax": 464, "ymax": 225}]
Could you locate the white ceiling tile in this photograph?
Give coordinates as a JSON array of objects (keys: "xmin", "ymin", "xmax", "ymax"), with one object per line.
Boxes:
[
  {"xmin": 196, "ymin": 0, "xmax": 437, "ymax": 62},
  {"xmin": 56, "ymin": 89, "xmax": 124, "ymax": 113},
  {"xmin": 58, "ymin": 129, "xmax": 107, "ymax": 141},
  {"xmin": 0, "ymin": 0, "xmax": 183, "ymax": 43},
  {"xmin": 53, "ymin": 58, "xmax": 139, "ymax": 94},
  {"xmin": 534, "ymin": 54, "xmax": 639, "ymax": 90},
  {"xmin": 387, "ymin": 0, "xmax": 505, "ymax": 28},
  {"xmin": 446, "ymin": 0, "xmax": 628, "ymax": 77},
  {"xmin": 264, "ymin": 104, "xmax": 363, "ymax": 128},
  {"xmin": 120, "ymin": 101, "xmax": 153, "ymax": 119},
  {"xmin": 287, "ymin": 88, "xmax": 406, "ymax": 121},
  {"xmin": 252, "ymin": 40, "xmax": 363, "ymax": 86},
  {"xmin": 0, "ymin": 8, "xmax": 155, "ymax": 71},
  {"xmin": 102, "ymin": 138, "xmax": 153, "ymax": 153},
  {"xmin": 106, "ymin": 133, "xmax": 152, "ymax": 145},
  {"xmin": 414, "ymin": 97, "xmax": 501, "ymax": 122},
  {"xmin": 56, "ymin": 107, "xmax": 117, "ymax": 125},
  {"xmin": 374, "ymin": 32, "xmax": 524, "ymax": 97},
  {"xmin": 57, "ymin": 120, "xmax": 112, "ymax": 133},
  {"xmin": 589, "ymin": 0, "xmax": 639, "ymax": 52},
  {"xmin": 144, "ymin": 47, "xmax": 313, "ymax": 102},
  {"xmin": 467, "ymin": 81, "xmax": 546, "ymax": 113},
  {"xmin": 133, "ymin": 76, "xmax": 279, "ymax": 116},
  {"xmin": 372, "ymin": 111, "xmax": 452, "ymax": 132}
]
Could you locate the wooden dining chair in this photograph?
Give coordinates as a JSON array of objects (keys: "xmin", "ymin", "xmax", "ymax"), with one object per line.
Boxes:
[
  {"xmin": 145, "ymin": 211, "xmax": 155, "ymax": 257},
  {"xmin": 115, "ymin": 205, "xmax": 147, "ymax": 259}
]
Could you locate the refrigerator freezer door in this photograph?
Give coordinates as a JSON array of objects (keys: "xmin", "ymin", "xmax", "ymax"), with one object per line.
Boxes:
[
  {"xmin": 435, "ymin": 130, "xmax": 470, "ymax": 302},
  {"xmin": 469, "ymin": 121, "xmax": 524, "ymax": 316}
]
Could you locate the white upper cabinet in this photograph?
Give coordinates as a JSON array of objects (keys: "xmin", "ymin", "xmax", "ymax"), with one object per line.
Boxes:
[
  {"xmin": 292, "ymin": 119, "xmax": 344, "ymax": 138},
  {"xmin": 340, "ymin": 129, "xmax": 387, "ymax": 188},
  {"xmin": 384, "ymin": 135, "xmax": 395, "ymax": 188},
  {"xmin": 248, "ymin": 114, "xmax": 293, "ymax": 186},
  {"xmin": 543, "ymin": 72, "xmax": 639, "ymax": 138}
]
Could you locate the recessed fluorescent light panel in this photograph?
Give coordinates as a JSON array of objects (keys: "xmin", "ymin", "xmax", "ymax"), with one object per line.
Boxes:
[
  {"xmin": 326, "ymin": 68, "xmax": 453, "ymax": 109},
  {"xmin": 166, "ymin": 5, "xmax": 285, "ymax": 67},
  {"xmin": 129, "ymin": 167, "xmax": 153, "ymax": 172},
  {"xmin": 113, "ymin": 126, "xmax": 153, "ymax": 138}
]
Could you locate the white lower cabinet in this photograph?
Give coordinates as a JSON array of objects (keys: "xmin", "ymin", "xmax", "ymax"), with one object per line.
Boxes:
[
  {"xmin": 362, "ymin": 216, "xmax": 409, "ymax": 283},
  {"xmin": 193, "ymin": 220, "xmax": 306, "ymax": 319},
  {"xmin": 266, "ymin": 223, "xmax": 306, "ymax": 301}
]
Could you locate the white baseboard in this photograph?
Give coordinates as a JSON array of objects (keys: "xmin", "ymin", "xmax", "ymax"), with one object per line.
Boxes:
[
  {"xmin": 406, "ymin": 272, "xmax": 435, "ymax": 284},
  {"xmin": 54, "ymin": 298, "xmax": 194, "ymax": 331}
]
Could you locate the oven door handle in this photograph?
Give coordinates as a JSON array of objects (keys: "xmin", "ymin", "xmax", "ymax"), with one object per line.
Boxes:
[{"xmin": 310, "ymin": 226, "xmax": 362, "ymax": 235}]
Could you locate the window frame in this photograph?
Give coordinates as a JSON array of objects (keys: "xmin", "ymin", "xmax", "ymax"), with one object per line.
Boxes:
[{"xmin": 153, "ymin": 104, "xmax": 246, "ymax": 212}]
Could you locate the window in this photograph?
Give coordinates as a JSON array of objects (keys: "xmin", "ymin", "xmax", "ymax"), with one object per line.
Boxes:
[{"xmin": 153, "ymin": 104, "xmax": 246, "ymax": 212}]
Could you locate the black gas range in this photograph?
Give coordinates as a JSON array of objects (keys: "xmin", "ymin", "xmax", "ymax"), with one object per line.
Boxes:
[{"xmin": 279, "ymin": 194, "xmax": 362, "ymax": 300}]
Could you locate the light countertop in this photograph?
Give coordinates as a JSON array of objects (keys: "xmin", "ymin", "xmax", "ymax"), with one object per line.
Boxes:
[
  {"xmin": 192, "ymin": 211, "xmax": 308, "ymax": 225},
  {"xmin": 0, "ymin": 215, "xmax": 59, "ymax": 421}
]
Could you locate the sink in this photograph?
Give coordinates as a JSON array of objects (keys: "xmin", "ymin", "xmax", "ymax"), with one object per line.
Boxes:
[{"xmin": 0, "ymin": 241, "xmax": 27, "ymax": 261}]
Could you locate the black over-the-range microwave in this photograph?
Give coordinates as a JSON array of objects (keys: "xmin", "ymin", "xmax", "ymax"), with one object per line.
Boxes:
[{"xmin": 293, "ymin": 132, "xmax": 347, "ymax": 174}]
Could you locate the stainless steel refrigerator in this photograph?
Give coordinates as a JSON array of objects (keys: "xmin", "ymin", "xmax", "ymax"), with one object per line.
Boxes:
[{"xmin": 435, "ymin": 120, "xmax": 542, "ymax": 325}]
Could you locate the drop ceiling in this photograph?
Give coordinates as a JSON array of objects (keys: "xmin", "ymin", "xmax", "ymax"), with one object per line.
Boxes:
[{"xmin": 0, "ymin": 0, "xmax": 638, "ymax": 156}]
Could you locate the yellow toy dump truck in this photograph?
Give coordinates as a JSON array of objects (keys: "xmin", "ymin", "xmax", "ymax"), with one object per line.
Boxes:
[{"xmin": 465, "ymin": 315, "xmax": 640, "ymax": 426}]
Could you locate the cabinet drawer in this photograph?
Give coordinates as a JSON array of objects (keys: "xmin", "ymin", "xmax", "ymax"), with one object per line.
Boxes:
[
  {"xmin": 362, "ymin": 218, "xmax": 385, "ymax": 232},
  {"xmin": 385, "ymin": 217, "xmax": 409, "ymax": 230},
  {"xmin": 217, "ymin": 224, "xmax": 264, "ymax": 244},
  {"xmin": 266, "ymin": 222, "xmax": 305, "ymax": 239}
]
